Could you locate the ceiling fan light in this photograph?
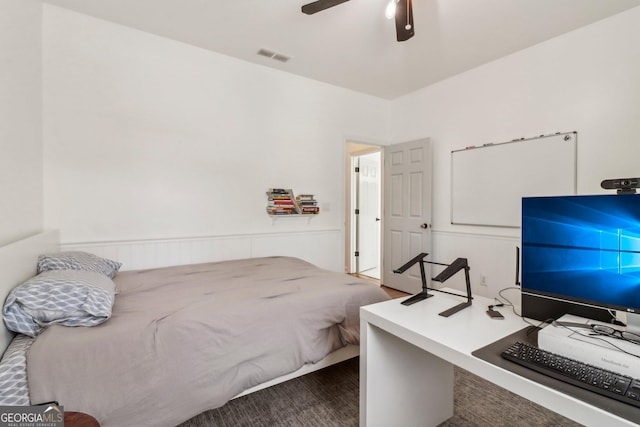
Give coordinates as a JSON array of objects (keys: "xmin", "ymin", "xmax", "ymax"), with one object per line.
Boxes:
[{"xmin": 384, "ymin": 0, "xmax": 396, "ymax": 19}]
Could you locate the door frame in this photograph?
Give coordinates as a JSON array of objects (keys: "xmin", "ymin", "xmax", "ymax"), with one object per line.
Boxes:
[{"xmin": 345, "ymin": 142, "xmax": 382, "ymax": 275}]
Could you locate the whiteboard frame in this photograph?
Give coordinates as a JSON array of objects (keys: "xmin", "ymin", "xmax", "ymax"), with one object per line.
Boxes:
[{"xmin": 450, "ymin": 132, "xmax": 577, "ymax": 228}]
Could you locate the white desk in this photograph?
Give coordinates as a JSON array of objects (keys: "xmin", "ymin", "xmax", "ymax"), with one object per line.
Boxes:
[{"xmin": 359, "ymin": 290, "xmax": 639, "ymax": 427}]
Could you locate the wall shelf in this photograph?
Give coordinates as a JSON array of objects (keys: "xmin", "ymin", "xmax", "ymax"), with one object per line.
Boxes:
[
  {"xmin": 266, "ymin": 188, "xmax": 319, "ymax": 224},
  {"xmin": 268, "ymin": 214, "xmax": 317, "ymax": 225}
]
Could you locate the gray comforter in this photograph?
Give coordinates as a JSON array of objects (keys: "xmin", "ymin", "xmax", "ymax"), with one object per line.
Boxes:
[{"xmin": 26, "ymin": 256, "xmax": 389, "ymax": 426}]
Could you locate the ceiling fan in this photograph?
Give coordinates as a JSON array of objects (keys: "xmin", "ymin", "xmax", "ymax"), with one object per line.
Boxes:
[{"xmin": 301, "ymin": 0, "xmax": 415, "ymax": 42}]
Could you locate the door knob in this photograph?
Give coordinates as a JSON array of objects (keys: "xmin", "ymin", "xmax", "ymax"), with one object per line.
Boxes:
[
  {"xmin": 421, "ymin": 223, "xmax": 429, "ymax": 229},
  {"xmin": 376, "ymin": 218, "xmax": 381, "ymax": 222}
]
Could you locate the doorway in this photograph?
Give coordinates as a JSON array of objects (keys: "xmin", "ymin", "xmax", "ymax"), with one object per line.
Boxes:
[
  {"xmin": 345, "ymin": 138, "xmax": 432, "ymax": 292},
  {"xmin": 347, "ymin": 144, "xmax": 382, "ymax": 280}
]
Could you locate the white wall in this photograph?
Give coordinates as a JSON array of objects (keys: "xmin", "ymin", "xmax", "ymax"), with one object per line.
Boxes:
[
  {"xmin": 390, "ymin": 6, "xmax": 640, "ymax": 298},
  {"xmin": 38, "ymin": 4, "xmax": 640, "ymax": 281},
  {"xmin": 42, "ymin": 5, "xmax": 390, "ymax": 271},
  {"xmin": 0, "ymin": 0, "xmax": 43, "ymax": 246}
]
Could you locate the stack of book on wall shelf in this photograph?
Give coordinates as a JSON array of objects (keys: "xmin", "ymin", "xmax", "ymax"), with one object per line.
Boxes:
[
  {"xmin": 296, "ymin": 194, "xmax": 320, "ymax": 214},
  {"xmin": 266, "ymin": 188, "xmax": 301, "ymax": 215}
]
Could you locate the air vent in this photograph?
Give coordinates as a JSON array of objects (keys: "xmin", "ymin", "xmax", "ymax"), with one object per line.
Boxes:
[
  {"xmin": 257, "ymin": 48, "xmax": 291, "ymax": 63},
  {"xmin": 272, "ymin": 54, "xmax": 290, "ymax": 63},
  {"xmin": 257, "ymin": 48, "xmax": 275, "ymax": 58}
]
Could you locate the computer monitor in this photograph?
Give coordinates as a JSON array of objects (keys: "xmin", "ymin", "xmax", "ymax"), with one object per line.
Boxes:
[{"xmin": 521, "ymin": 194, "xmax": 640, "ymax": 333}]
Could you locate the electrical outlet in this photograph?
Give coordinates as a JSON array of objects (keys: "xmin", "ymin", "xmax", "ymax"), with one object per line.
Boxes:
[{"xmin": 480, "ymin": 275, "xmax": 487, "ymax": 286}]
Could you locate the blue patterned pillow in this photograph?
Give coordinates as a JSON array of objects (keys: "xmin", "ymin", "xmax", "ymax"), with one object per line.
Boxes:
[
  {"xmin": 2, "ymin": 270, "xmax": 116, "ymax": 337},
  {"xmin": 0, "ymin": 334, "xmax": 34, "ymax": 405},
  {"xmin": 37, "ymin": 251, "xmax": 122, "ymax": 278}
]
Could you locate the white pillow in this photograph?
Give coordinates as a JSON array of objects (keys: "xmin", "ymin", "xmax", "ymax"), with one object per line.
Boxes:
[
  {"xmin": 2, "ymin": 270, "xmax": 116, "ymax": 337},
  {"xmin": 37, "ymin": 251, "xmax": 122, "ymax": 279}
]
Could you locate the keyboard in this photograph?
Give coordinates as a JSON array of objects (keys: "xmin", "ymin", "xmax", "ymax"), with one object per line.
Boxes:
[{"xmin": 501, "ymin": 341, "xmax": 640, "ymax": 409}]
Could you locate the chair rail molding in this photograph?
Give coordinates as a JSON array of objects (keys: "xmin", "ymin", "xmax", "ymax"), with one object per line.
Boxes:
[{"xmin": 61, "ymin": 229, "xmax": 343, "ymax": 272}]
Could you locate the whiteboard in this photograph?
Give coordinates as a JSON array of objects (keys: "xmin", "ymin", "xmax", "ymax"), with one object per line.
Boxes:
[{"xmin": 451, "ymin": 132, "xmax": 576, "ymax": 227}]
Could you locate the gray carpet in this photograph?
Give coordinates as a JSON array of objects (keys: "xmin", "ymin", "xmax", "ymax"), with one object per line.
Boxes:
[
  {"xmin": 178, "ymin": 357, "xmax": 582, "ymax": 427},
  {"xmin": 440, "ymin": 367, "xmax": 582, "ymax": 427}
]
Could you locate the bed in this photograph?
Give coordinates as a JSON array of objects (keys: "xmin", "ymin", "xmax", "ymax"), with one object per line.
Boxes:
[{"xmin": 0, "ymin": 231, "xmax": 390, "ymax": 426}]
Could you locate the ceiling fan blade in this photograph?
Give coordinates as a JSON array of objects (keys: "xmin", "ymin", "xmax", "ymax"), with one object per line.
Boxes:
[
  {"xmin": 301, "ymin": 0, "xmax": 350, "ymax": 15},
  {"xmin": 395, "ymin": 0, "xmax": 415, "ymax": 42}
]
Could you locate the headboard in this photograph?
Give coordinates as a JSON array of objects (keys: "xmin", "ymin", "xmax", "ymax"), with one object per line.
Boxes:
[{"xmin": 0, "ymin": 230, "xmax": 59, "ymax": 356}]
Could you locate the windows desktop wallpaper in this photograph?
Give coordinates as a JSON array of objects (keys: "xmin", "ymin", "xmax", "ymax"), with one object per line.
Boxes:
[{"xmin": 522, "ymin": 194, "xmax": 640, "ymax": 311}]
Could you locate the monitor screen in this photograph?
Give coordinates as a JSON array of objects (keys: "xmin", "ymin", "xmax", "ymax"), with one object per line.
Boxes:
[{"xmin": 521, "ymin": 194, "xmax": 640, "ymax": 314}]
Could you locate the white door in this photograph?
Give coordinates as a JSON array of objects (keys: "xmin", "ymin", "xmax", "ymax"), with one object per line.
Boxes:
[
  {"xmin": 382, "ymin": 139, "xmax": 432, "ymax": 294},
  {"xmin": 357, "ymin": 152, "xmax": 381, "ymax": 278}
]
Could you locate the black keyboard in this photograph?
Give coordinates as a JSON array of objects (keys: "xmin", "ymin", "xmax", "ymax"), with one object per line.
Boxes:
[{"xmin": 502, "ymin": 341, "xmax": 640, "ymax": 409}]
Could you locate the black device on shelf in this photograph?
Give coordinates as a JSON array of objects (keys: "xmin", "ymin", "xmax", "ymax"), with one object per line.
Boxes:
[
  {"xmin": 393, "ymin": 253, "xmax": 473, "ymax": 317},
  {"xmin": 601, "ymin": 177, "xmax": 640, "ymax": 194},
  {"xmin": 502, "ymin": 341, "xmax": 640, "ymax": 409}
]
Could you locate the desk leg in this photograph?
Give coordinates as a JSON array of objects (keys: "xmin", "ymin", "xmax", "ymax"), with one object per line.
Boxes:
[{"xmin": 360, "ymin": 321, "xmax": 454, "ymax": 427}]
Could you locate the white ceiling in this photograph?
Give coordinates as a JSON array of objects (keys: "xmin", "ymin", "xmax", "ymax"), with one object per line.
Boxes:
[{"xmin": 42, "ymin": 0, "xmax": 640, "ymax": 99}]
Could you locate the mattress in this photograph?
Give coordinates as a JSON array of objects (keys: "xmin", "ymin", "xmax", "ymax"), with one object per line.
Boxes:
[{"xmin": 26, "ymin": 256, "xmax": 389, "ymax": 426}]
